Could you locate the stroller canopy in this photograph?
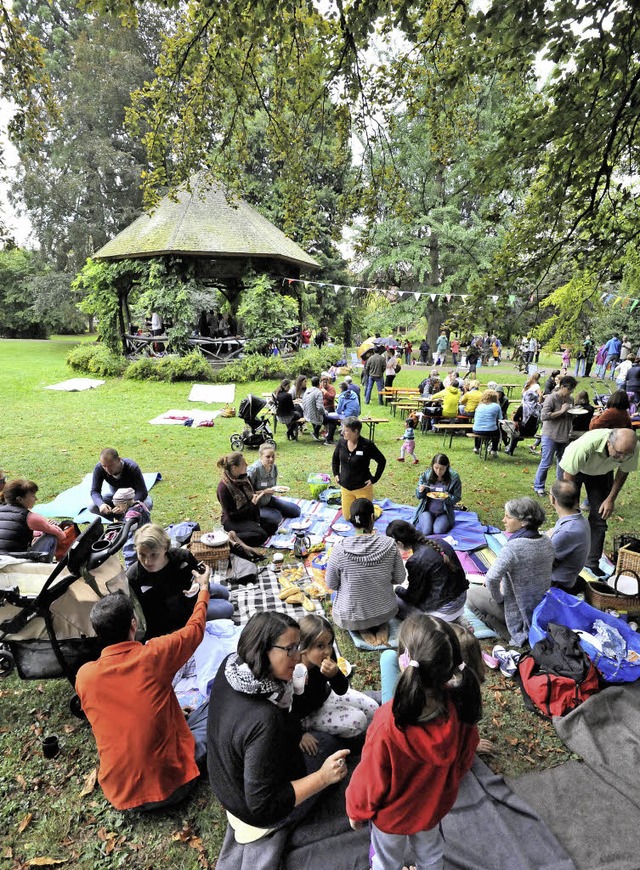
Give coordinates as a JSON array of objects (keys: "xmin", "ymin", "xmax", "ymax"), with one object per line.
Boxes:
[{"xmin": 239, "ymin": 395, "xmax": 267, "ymax": 426}]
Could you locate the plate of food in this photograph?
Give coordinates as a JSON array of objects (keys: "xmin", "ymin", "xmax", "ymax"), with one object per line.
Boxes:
[
  {"xmin": 567, "ymin": 407, "xmax": 589, "ymax": 415},
  {"xmin": 272, "ymin": 485, "xmax": 290, "ymax": 493},
  {"xmin": 426, "ymin": 492, "xmax": 448, "ymax": 500},
  {"xmin": 200, "ymin": 531, "xmax": 229, "ymax": 547},
  {"xmin": 332, "ymin": 522, "xmax": 352, "ymax": 533},
  {"xmin": 337, "ymin": 656, "xmax": 352, "ymax": 677},
  {"xmin": 291, "ymin": 518, "xmax": 313, "ymax": 531}
]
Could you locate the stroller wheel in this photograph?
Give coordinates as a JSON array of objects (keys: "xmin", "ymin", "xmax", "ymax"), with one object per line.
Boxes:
[
  {"xmin": 0, "ymin": 648, "xmax": 15, "ymax": 678},
  {"xmin": 69, "ymin": 693, "xmax": 87, "ymax": 720},
  {"xmin": 230, "ymin": 434, "xmax": 244, "ymax": 451}
]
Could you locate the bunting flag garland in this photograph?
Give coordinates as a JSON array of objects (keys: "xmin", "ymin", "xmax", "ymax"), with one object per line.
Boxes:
[{"xmin": 279, "ymin": 276, "xmax": 640, "ymax": 310}]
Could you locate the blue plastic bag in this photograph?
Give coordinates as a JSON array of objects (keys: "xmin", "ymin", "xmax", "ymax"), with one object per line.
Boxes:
[{"xmin": 530, "ymin": 588, "xmax": 640, "ymax": 683}]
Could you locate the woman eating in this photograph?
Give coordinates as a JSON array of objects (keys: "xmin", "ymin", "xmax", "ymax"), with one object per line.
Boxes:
[
  {"xmin": 331, "ymin": 416, "xmax": 386, "ymax": 520},
  {"xmin": 247, "ymin": 443, "xmax": 301, "ymax": 528},
  {"xmin": 386, "ymin": 520, "xmax": 469, "ymax": 622},
  {"xmin": 207, "ymin": 612, "xmax": 349, "ymax": 850},
  {"xmin": 216, "ymin": 452, "xmax": 278, "ymax": 546},
  {"xmin": 413, "ymin": 453, "xmax": 462, "ymax": 536},
  {"xmin": 467, "ymin": 497, "xmax": 554, "ymax": 646},
  {"xmin": 326, "ymin": 498, "xmax": 405, "ymax": 647}
]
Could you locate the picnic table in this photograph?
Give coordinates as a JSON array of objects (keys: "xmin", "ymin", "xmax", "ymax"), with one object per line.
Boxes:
[
  {"xmin": 432, "ymin": 422, "xmax": 475, "ymax": 448},
  {"xmin": 359, "ymin": 416, "xmax": 389, "ymax": 442}
]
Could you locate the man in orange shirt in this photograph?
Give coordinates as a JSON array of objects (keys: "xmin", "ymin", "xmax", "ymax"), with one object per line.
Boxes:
[{"xmin": 75, "ymin": 569, "xmax": 210, "ymax": 811}]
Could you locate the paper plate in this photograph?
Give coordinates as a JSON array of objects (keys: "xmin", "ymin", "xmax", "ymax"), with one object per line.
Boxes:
[
  {"xmin": 426, "ymin": 492, "xmax": 448, "ymax": 500},
  {"xmin": 291, "ymin": 518, "xmax": 312, "ymax": 531},
  {"xmin": 272, "ymin": 485, "xmax": 290, "ymax": 493},
  {"xmin": 332, "ymin": 522, "xmax": 352, "ymax": 533},
  {"xmin": 337, "ymin": 656, "xmax": 352, "ymax": 677},
  {"xmin": 200, "ymin": 531, "xmax": 229, "ymax": 547},
  {"xmin": 567, "ymin": 407, "xmax": 589, "ymax": 415}
]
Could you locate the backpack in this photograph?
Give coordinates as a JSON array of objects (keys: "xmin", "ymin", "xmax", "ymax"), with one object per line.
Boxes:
[{"xmin": 516, "ymin": 622, "xmax": 600, "ymax": 719}]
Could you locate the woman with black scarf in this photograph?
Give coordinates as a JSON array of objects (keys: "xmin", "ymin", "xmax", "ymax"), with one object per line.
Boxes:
[{"xmin": 216, "ymin": 452, "xmax": 279, "ymax": 546}]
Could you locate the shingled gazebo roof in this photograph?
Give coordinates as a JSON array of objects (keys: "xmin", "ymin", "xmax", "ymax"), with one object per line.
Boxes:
[{"xmin": 94, "ymin": 178, "xmax": 319, "ymax": 270}]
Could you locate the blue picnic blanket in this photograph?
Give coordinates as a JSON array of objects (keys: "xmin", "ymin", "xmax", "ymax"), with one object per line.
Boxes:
[
  {"xmin": 372, "ymin": 498, "xmax": 500, "ymax": 551},
  {"xmin": 34, "ymin": 472, "xmax": 162, "ymax": 522}
]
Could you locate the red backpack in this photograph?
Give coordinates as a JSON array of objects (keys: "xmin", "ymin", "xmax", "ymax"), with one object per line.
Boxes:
[{"xmin": 516, "ymin": 622, "xmax": 601, "ymax": 719}]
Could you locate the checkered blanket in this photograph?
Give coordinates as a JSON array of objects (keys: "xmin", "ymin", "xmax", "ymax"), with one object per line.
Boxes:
[{"xmin": 228, "ymin": 564, "xmax": 325, "ymax": 625}]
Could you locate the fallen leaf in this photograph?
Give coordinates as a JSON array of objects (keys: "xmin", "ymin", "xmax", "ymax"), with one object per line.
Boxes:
[
  {"xmin": 18, "ymin": 812, "xmax": 33, "ymax": 833},
  {"xmin": 507, "ymin": 737, "xmax": 519, "ymax": 746},
  {"xmin": 63, "ymin": 724, "xmax": 76, "ymax": 735},
  {"xmin": 80, "ymin": 767, "xmax": 98, "ymax": 797},
  {"xmin": 2, "ymin": 847, "xmax": 12, "ymax": 859},
  {"xmin": 16, "ymin": 774, "xmax": 27, "ymax": 789},
  {"xmin": 26, "ymin": 859, "xmax": 68, "ymax": 866},
  {"xmin": 105, "ymin": 840, "xmax": 115, "ymax": 855},
  {"xmin": 188, "ymin": 838, "xmax": 204, "ymax": 851}
]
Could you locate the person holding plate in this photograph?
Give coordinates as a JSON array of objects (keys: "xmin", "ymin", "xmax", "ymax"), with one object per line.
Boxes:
[
  {"xmin": 413, "ymin": 454, "xmax": 462, "ymax": 536},
  {"xmin": 247, "ymin": 444, "xmax": 301, "ymax": 529}
]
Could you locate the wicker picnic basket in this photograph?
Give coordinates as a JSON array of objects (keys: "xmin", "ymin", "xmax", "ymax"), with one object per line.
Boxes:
[
  {"xmin": 188, "ymin": 531, "xmax": 231, "ymax": 567},
  {"xmin": 616, "ymin": 541, "xmax": 640, "ymax": 577},
  {"xmin": 585, "ymin": 569, "xmax": 640, "ymax": 615}
]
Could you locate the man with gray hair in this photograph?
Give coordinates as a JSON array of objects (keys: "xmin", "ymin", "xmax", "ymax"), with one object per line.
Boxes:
[
  {"xmin": 560, "ymin": 428, "xmax": 638, "ymax": 575},
  {"xmin": 547, "ymin": 480, "xmax": 591, "ymax": 592}
]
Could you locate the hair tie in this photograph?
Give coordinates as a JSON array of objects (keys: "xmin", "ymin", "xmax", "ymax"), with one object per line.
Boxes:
[
  {"xmin": 459, "ymin": 662, "xmax": 466, "ymax": 672},
  {"xmin": 409, "ymin": 659, "xmax": 420, "ymax": 668},
  {"xmin": 354, "ymin": 515, "xmax": 360, "ymax": 524}
]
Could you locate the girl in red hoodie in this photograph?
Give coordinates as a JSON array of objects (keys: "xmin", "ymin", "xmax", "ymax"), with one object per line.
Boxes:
[{"xmin": 346, "ymin": 615, "xmax": 481, "ymax": 870}]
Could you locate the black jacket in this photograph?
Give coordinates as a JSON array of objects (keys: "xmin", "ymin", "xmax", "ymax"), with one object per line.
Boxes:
[
  {"xmin": 396, "ymin": 540, "xmax": 468, "ymax": 612},
  {"xmin": 0, "ymin": 504, "xmax": 32, "ymax": 553},
  {"xmin": 291, "ymin": 663, "xmax": 348, "ymax": 721},
  {"xmin": 127, "ymin": 547, "xmax": 199, "ymax": 639},
  {"xmin": 207, "ymin": 657, "xmax": 305, "ymax": 827},
  {"xmin": 331, "ymin": 436, "xmax": 386, "ymax": 491}
]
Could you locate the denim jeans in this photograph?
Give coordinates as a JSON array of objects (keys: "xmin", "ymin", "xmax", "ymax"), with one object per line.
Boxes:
[
  {"xmin": 365, "ymin": 375, "xmax": 384, "ymax": 404},
  {"xmin": 533, "ymin": 436, "xmax": 567, "ymax": 491},
  {"xmin": 604, "ymin": 354, "xmax": 619, "ymax": 379},
  {"xmin": 416, "ymin": 511, "xmax": 452, "ymax": 535},
  {"xmin": 259, "ymin": 497, "xmax": 301, "ymax": 529},
  {"xmin": 371, "ymin": 822, "xmax": 444, "ymax": 870}
]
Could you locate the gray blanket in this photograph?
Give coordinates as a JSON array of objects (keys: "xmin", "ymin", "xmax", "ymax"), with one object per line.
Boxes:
[
  {"xmin": 510, "ymin": 681, "xmax": 640, "ymax": 870},
  {"xmin": 215, "ymin": 757, "xmax": 574, "ymax": 870}
]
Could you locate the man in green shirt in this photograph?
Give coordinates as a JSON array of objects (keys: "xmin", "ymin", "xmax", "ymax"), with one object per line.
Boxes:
[{"xmin": 559, "ymin": 428, "xmax": 638, "ymax": 575}]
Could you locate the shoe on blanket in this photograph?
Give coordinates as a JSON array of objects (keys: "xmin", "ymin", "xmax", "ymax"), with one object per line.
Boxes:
[
  {"xmin": 492, "ymin": 645, "xmax": 521, "ymax": 678},
  {"xmin": 482, "ymin": 650, "xmax": 500, "ymax": 669}
]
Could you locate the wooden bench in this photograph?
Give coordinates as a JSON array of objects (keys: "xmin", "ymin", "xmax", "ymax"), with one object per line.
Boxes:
[
  {"xmin": 466, "ymin": 431, "xmax": 495, "ymax": 460},
  {"xmin": 391, "ymin": 400, "xmax": 424, "ymax": 418},
  {"xmin": 432, "ymin": 422, "xmax": 474, "ymax": 448},
  {"xmin": 359, "ymin": 416, "xmax": 389, "ymax": 442}
]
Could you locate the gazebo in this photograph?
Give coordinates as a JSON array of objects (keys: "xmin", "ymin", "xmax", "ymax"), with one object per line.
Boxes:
[{"xmin": 93, "ymin": 176, "xmax": 320, "ymax": 358}]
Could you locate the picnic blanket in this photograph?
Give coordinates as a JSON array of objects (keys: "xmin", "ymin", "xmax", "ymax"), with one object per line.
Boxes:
[
  {"xmin": 34, "ymin": 472, "xmax": 162, "ymax": 521},
  {"xmin": 227, "ymin": 563, "xmax": 325, "ymax": 626},
  {"xmin": 215, "ymin": 756, "xmax": 574, "ymax": 870},
  {"xmin": 45, "ymin": 378, "xmax": 105, "ymax": 391},
  {"xmin": 510, "ymin": 680, "xmax": 640, "ymax": 869},
  {"xmin": 188, "ymin": 383, "xmax": 235, "ymax": 403},
  {"xmin": 149, "ymin": 408, "xmax": 220, "ymax": 425}
]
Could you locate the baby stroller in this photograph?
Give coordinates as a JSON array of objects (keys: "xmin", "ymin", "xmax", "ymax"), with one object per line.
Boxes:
[
  {"xmin": 0, "ymin": 518, "xmax": 139, "ymax": 716},
  {"xmin": 230, "ymin": 394, "xmax": 277, "ymax": 451}
]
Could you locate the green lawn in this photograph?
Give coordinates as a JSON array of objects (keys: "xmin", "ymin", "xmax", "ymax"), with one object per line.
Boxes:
[{"xmin": 0, "ymin": 338, "xmax": 633, "ymax": 867}]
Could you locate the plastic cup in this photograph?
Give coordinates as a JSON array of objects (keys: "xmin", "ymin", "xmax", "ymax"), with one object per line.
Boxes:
[{"xmin": 42, "ymin": 735, "xmax": 60, "ymax": 759}]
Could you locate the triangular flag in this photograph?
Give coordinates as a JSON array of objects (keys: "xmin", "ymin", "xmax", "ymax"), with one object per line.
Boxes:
[
  {"xmin": 414, "ymin": 292, "xmax": 420, "ymax": 301},
  {"xmin": 491, "ymin": 295, "xmax": 498, "ymax": 303},
  {"xmin": 508, "ymin": 294, "xmax": 516, "ymax": 304},
  {"xmin": 461, "ymin": 295, "xmax": 468, "ymax": 302},
  {"xmin": 333, "ymin": 285, "xmax": 340, "ymax": 294},
  {"xmin": 445, "ymin": 294, "xmax": 451, "ymax": 303},
  {"xmin": 611, "ymin": 296, "xmax": 621, "ymax": 307},
  {"xmin": 430, "ymin": 294, "xmax": 437, "ymax": 302},
  {"xmin": 288, "ymin": 278, "xmax": 294, "ymax": 285},
  {"xmin": 350, "ymin": 286, "xmax": 356, "ymax": 294}
]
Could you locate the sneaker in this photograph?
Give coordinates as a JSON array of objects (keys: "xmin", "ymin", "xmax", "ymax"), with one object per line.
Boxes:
[
  {"xmin": 482, "ymin": 650, "xmax": 500, "ymax": 669},
  {"xmin": 528, "ymin": 446, "xmax": 540, "ymax": 455},
  {"xmin": 473, "ymin": 448, "xmax": 479, "ymax": 454},
  {"xmin": 396, "ymin": 457, "xmax": 405, "ymax": 462},
  {"xmin": 533, "ymin": 487, "xmax": 546, "ymax": 497},
  {"xmin": 490, "ymin": 450, "xmax": 498, "ymax": 458},
  {"xmin": 492, "ymin": 645, "xmax": 521, "ymax": 678}
]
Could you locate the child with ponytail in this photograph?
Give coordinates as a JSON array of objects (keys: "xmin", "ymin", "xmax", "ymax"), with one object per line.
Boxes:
[{"xmin": 346, "ymin": 614, "xmax": 481, "ymax": 870}]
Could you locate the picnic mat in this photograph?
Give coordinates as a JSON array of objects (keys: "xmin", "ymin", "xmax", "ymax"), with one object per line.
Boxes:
[
  {"xmin": 215, "ymin": 756, "xmax": 573, "ymax": 870},
  {"xmin": 267, "ymin": 500, "xmax": 342, "ymax": 549},
  {"xmin": 34, "ymin": 471, "xmax": 162, "ymax": 520},
  {"xmin": 149, "ymin": 408, "xmax": 221, "ymax": 425},
  {"xmin": 511, "ymin": 680, "xmax": 640, "ymax": 869},
  {"xmin": 45, "ymin": 378, "xmax": 105, "ymax": 391},
  {"xmin": 227, "ymin": 564, "xmax": 325, "ymax": 626},
  {"xmin": 188, "ymin": 383, "xmax": 235, "ymax": 403}
]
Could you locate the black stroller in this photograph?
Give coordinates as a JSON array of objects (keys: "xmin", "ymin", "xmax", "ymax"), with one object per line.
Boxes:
[
  {"xmin": 0, "ymin": 517, "xmax": 139, "ymax": 716},
  {"xmin": 230, "ymin": 395, "xmax": 277, "ymax": 451}
]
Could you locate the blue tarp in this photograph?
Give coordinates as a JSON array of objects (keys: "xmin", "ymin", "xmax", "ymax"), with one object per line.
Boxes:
[{"xmin": 34, "ymin": 472, "xmax": 162, "ymax": 522}]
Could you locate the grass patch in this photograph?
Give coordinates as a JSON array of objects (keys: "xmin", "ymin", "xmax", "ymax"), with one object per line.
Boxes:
[{"xmin": 0, "ymin": 339, "xmax": 629, "ymax": 865}]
